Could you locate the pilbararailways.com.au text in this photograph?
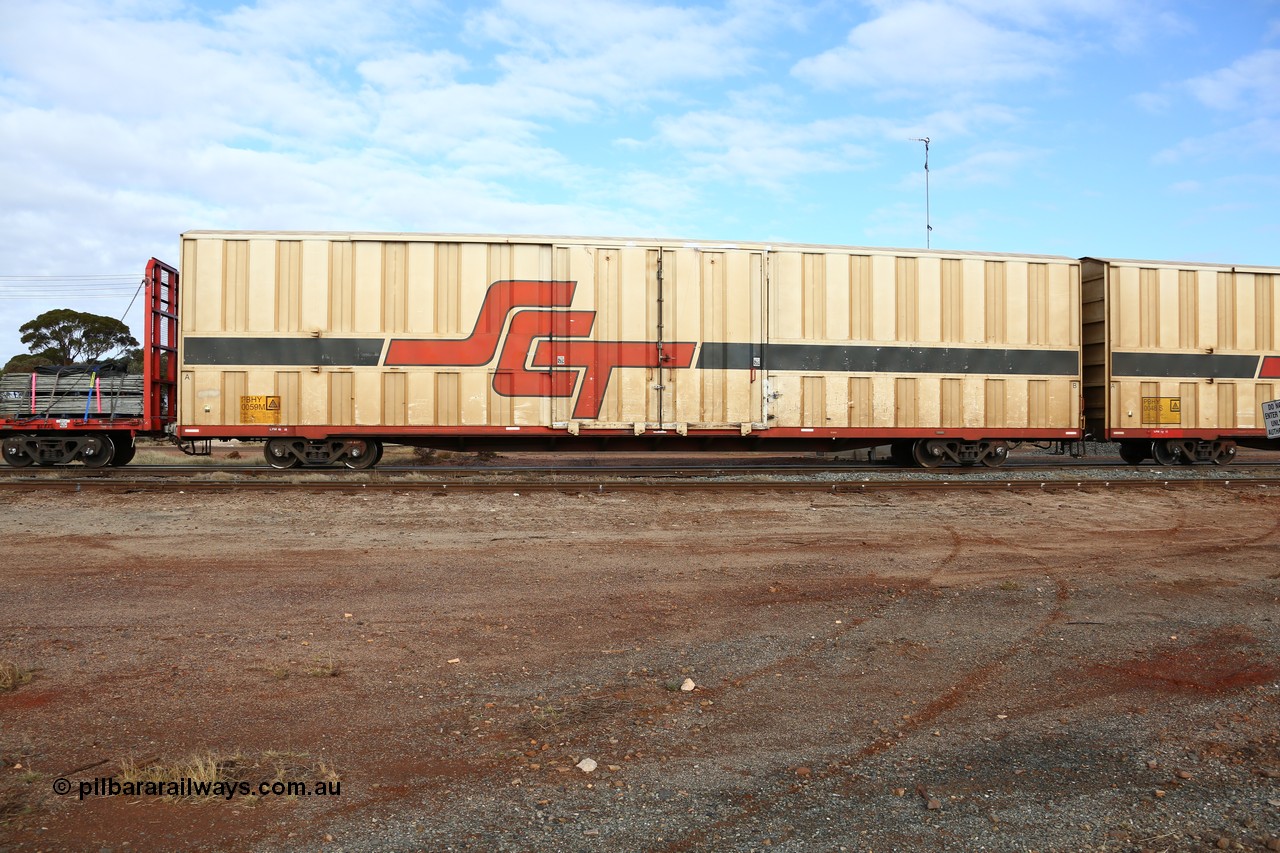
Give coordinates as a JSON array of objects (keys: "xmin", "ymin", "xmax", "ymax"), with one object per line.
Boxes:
[{"xmin": 54, "ymin": 777, "xmax": 342, "ymax": 800}]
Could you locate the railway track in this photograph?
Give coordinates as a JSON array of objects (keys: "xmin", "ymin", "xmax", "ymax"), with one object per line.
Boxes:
[
  {"xmin": 3, "ymin": 459, "xmax": 1279, "ymax": 492},
  {"xmin": 4, "ymin": 456, "xmax": 1280, "ymax": 477}
]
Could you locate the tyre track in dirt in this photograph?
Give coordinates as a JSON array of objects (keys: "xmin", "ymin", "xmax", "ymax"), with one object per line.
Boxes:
[{"xmin": 655, "ymin": 571, "xmax": 1074, "ymax": 853}]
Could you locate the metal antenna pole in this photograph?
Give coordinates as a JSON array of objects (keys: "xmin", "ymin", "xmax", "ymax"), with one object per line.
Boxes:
[{"xmin": 909, "ymin": 137, "xmax": 931, "ymax": 248}]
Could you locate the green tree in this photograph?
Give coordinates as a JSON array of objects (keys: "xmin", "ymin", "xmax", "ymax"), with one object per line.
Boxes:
[
  {"xmin": 2, "ymin": 350, "xmax": 58, "ymax": 374},
  {"xmin": 18, "ymin": 309, "xmax": 138, "ymax": 364}
]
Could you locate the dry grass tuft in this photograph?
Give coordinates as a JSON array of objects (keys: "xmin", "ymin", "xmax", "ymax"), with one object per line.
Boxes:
[
  {"xmin": 305, "ymin": 653, "xmax": 340, "ymax": 678},
  {"xmin": 117, "ymin": 751, "xmax": 340, "ymax": 802},
  {"xmin": 0, "ymin": 787, "xmax": 37, "ymax": 825},
  {"xmin": 0, "ymin": 661, "xmax": 33, "ymax": 691}
]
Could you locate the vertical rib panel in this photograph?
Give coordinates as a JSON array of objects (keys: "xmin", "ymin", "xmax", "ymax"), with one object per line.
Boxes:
[
  {"xmin": 984, "ymin": 262, "xmax": 1006, "ymax": 343},
  {"xmin": 895, "ymin": 257, "xmax": 918, "ymax": 341},
  {"xmin": 276, "ymin": 242, "xmax": 302, "ymax": 333}
]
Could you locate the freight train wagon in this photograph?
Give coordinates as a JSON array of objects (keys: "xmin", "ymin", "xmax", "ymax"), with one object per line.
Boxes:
[
  {"xmin": 5, "ymin": 234, "xmax": 1276, "ymax": 470},
  {"xmin": 1082, "ymin": 256, "xmax": 1280, "ymax": 465},
  {"xmin": 0, "ymin": 259, "xmax": 178, "ymax": 467},
  {"xmin": 171, "ymin": 232, "xmax": 1084, "ymax": 468}
]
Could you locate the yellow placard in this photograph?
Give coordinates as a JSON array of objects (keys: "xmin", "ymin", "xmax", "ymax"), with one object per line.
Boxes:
[
  {"xmin": 240, "ymin": 395, "xmax": 282, "ymax": 425},
  {"xmin": 1140, "ymin": 396, "xmax": 1181, "ymax": 425}
]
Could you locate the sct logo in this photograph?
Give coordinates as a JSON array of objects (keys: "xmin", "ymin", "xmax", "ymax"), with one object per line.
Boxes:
[{"xmin": 385, "ymin": 281, "xmax": 696, "ymax": 420}]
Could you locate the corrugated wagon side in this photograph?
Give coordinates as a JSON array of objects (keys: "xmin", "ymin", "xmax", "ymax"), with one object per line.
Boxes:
[
  {"xmin": 755, "ymin": 245, "xmax": 1082, "ymax": 466},
  {"xmin": 1082, "ymin": 257, "xmax": 1280, "ymax": 464},
  {"xmin": 174, "ymin": 232, "xmax": 1084, "ymax": 468}
]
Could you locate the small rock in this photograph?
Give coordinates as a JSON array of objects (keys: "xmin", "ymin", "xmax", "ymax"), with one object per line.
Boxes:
[
  {"xmin": 1265, "ymin": 837, "xmax": 1280, "ymax": 852},
  {"xmin": 447, "ymin": 658, "xmax": 460, "ymax": 664},
  {"xmin": 1154, "ymin": 789, "xmax": 1166, "ymax": 798},
  {"xmin": 576, "ymin": 758, "xmax": 598, "ymax": 773},
  {"xmin": 1147, "ymin": 760, "xmax": 1159, "ymax": 770},
  {"xmin": 324, "ymin": 834, "xmax": 333, "ymax": 842},
  {"xmin": 795, "ymin": 767, "xmax": 811, "ymax": 778},
  {"xmin": 680, "ymin": 678, "xmax": 696, "ymax": 692},
  {"xmin": 1215, "ymin": 837, "xmax": 1230, "ymax": 850},
  {"xmin": 927, "ymin": 798, "xmax": 942, "ymax": 810},
  {"xmin": 892, "ymin": 788, "xmax": 906, "ymax": 796},
  {"xmin": 1175, "ymin": 769, "xmax": 1192, "ymax": 780},
  {"xmin": 583, "ymin": 829, "xmax": 600, "ymax": 837}
]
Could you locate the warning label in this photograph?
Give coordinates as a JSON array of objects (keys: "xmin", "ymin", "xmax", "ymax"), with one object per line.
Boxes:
[
  {"xmin": 1262, "ymin": 399, "xmax": 1280, "ymax": 439},
  {"xmin": 240, "ymin": 395, "xmax": 282, "ymax": 425},
  {"xmin": 1141, "ymin": 396, "xmax": 1181, "ymax": 425}
]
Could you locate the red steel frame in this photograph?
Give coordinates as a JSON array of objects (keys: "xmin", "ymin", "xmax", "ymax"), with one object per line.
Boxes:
[{"xmin": 141, "ymin": 258, "xmax": 179, "ymax": 433}]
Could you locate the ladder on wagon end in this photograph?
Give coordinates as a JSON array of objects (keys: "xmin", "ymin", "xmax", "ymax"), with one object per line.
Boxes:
[{"xmin": 142, "ymin": 258, "xmax": 179, "ymax": 433}]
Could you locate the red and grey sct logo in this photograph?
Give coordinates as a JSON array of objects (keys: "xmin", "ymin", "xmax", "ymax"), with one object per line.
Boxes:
[{"xmin": 384, "ymin": 280, "xmax": 695, "ymax": 419}]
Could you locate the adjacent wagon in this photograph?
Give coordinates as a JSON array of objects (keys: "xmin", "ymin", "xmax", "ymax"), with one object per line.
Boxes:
[{"xmin": 1082, "ymin": 257, "xmax": 1280, "ymax": 465}]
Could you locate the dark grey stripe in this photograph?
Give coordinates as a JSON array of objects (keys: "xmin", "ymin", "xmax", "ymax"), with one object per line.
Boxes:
[
  {"xmin": 1112, "ymin": 352, "xmax": 1259, "ymax": 379},
  {"xmin": 698, "ymin": 342, "xmax": 1078, "ymax": 376},
  {"xmin": 184, "ymin": 337, "xmax": 384, "ymax": 366}
]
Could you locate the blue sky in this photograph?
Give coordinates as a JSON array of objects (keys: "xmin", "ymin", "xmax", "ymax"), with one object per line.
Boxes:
[{"xmin": 1, "ymin": 0, "xmax": 1278, "ymax": 362}]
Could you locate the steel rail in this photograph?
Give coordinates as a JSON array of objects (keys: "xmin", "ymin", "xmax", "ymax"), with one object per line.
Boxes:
[
  {"xmin": 3, "ymin": 475, "xmax": 1278, "ymax": 494},
  {"xmin": 4, "ymin": 459, "xmax": 1280, "ymax": 479}
]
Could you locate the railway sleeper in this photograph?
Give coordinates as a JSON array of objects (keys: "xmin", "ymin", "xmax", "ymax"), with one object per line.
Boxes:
[{"xmin": 911, "ymin": 438, "xmax": 1009, "ymax": 468}]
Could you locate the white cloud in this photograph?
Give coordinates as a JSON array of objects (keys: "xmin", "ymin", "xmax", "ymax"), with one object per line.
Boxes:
[
  {"xmin": 467, "ymin": 0, "xmax": 778, "ymax": 103},
  {"xmin": 792, "ymin": 0, "xmax": 1184, "ymax": 95},
  {"xmin": 358, "ymin": 52, "xmax": 469, "ymax": 91},
  {"xmin": 1185, "ymin": 49, "xmax": 1280, "ymax": 115},
  {"xmin": 1153, "ymin": 118, "xmax": 1280, "ymax": 165},
  {"xmin": 1150, "ymin": 49, "xmax": 1280, "ymax": 167},
  {"xmin": 1134, "ymin": 89, "xmax": 1173, "ymax": 114},
  {"xmin": 792, "ymin": 1, "xmax": 1064, "ymax": 93}
]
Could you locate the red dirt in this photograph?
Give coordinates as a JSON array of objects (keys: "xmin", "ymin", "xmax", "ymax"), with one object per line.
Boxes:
[{"xmin": 1, "ymin": 482, "xmax": 1278, "ymax": 851}]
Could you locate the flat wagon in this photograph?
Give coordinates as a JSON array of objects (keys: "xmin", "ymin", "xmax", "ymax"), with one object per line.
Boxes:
[
  {"xmin": 173, "ymin": 232, "xmax": 1084, "ymax": 468},
  {"xmin": 0, "ymin": 259, "xmax": 178, "ymax": 467},
  {"xmin": 1083, "ymin": 257, "xmax": 1280, "ymax": 465}
]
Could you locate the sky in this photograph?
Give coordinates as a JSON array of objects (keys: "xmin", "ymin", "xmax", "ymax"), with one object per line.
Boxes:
[{"xmin": 1, "ymin": 0, "xmax": 1279, "ymax": 362}]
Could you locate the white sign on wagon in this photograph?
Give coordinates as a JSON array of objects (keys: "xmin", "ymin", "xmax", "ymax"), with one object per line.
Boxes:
[{"xmin": 1263, "ymin": 399, "xmax": 1280, "ymax": 439}]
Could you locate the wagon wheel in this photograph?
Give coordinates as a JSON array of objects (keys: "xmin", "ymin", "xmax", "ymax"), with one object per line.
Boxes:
[
  {"xmin": 980, "ymin": 441, "xmax": 1010, "ymax": 468},
  {"xmin": 264, "ymin": 438, "xmax": 301, "ymax": 469},
  {"xmin": 2, "ymin": 436, "xmax": 33, "ymax": 468},
  {"xmin": 79, "ymin": 435, "xmax": 116, "ymax": 468},
  {"xmin": 1117, "ymin": 441, "xmax": 1147, "ymax": 465},
  {"xmin": 889, "ymin": 440, "xmax": 915, "ymax": 466},
  {"xmin": 342, "ymin": 439, "xmax": 382, "ymax": 470},
  {"xmin": 109, "ymin": 439, "xmax": 137, "ymax": 466},
  {"xmin": 1150, "ymin": 440, "xmax": 1181, "ymax": 466},
  {"xmin": 912, "ymin": 439, "xmax": 946, "ymax": 468},
  {"xmin": 1211, "ymin": 442, "xmax": 1236, "ymax": 466}
]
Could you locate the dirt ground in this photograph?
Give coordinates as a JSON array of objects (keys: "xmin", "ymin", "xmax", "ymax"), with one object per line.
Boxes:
[{"xmin": 1, "ymin": 482, "xmax": 1278, "ymax": 852}]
